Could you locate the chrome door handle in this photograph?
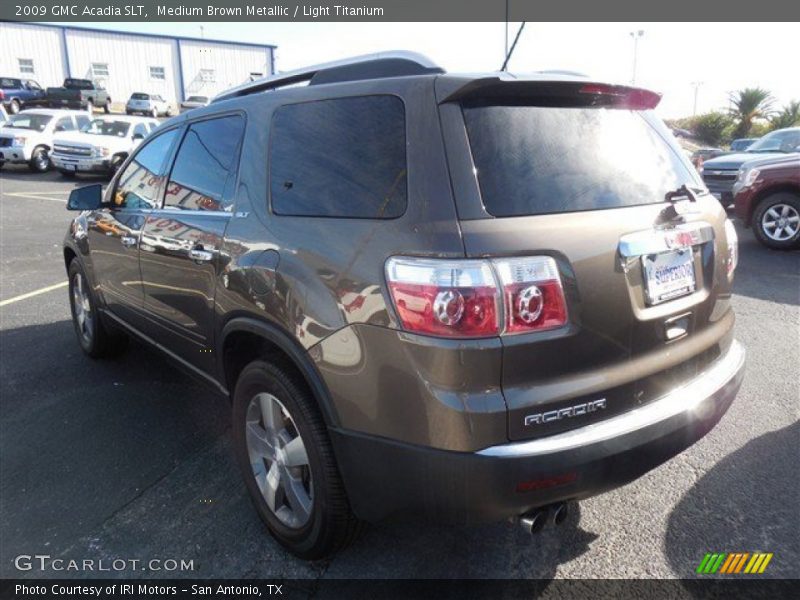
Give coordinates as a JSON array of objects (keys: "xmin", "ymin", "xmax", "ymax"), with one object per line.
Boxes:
[
  {"xmin": 189, "ymin": 248, "xmax": 214, "ymax": 262},
  {"xmin": 120, "ymin": 236, "xmax": 137, "ymax": 247}
]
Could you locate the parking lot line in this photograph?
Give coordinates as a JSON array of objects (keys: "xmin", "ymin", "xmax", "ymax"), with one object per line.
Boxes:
[
  {"xmin": 4, "ymin": 192, "xmax": 68, "ymax": 203},
  {"xmin": 0, "ymin": 281, "xmax": 68, "ymax": 307}
]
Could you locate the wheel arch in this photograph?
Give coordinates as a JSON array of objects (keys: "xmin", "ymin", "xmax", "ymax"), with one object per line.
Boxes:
[
  {"xmin": 219, "ymin": 316, "xmax": 340, "ymax": 427},
  {"xmin": 750, "ymin": 185, "xmax": 800, "ymax": 225}
]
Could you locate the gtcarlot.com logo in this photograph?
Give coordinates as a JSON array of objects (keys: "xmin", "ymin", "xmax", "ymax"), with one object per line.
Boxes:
[
  {"xmin": 14, "ymin": 554, "xmax": 195, "ymax": 572},
  {"xmin": 696, "ymin": 552, "xmax": 774, "ymax": 574}
]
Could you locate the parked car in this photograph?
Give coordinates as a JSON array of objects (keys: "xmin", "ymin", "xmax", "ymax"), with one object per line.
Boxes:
[
  {"xmin": 671, "ymin": 127, "xmax": 692, "ymax": 138},
  {"xmin": 47, "ymin": 78, "xmax": 111, "ymax": 112},
  {"xmin": 730, "ymin": 137, "xmax": 758, "ymax": 152},
  {"xmin": 734, "ymin": 156, "xmax": 800, "ymax": 249},
  {"xmin": 701, "ymin": 127, "xmax": 800, "ymax": 205},
  {"xmin": 179, "ymin": 95, "xmax": 210, "ymax": 113},
  {"xmin": 0, "ymin": 109, "xmax": 90, "ymax": 172},
  {"xmin": 62, "ymin": 53, "xmax": 744, "ymax": 559},
  {"xmin": 0, "ymin": 77, "xmax": 48, "ymax": 114},
  {"xmin": 0, "ymin": 104, "xmax": 8, "ymax": 127},
  {"xmin": 690, "ymin": 147, "xmax": 726, "ymax": 168},
  {"xmin": 126, "ymin": 93, "xmax": 172, "ymax": 117},
  {"xmin": 51, "ymin": 115, "xmax": 160, "ymax": 177}
]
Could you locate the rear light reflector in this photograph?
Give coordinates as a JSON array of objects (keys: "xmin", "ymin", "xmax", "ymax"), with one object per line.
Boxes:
[
  {"xmin": 724, "ymin": 218, "xmax": 738, "ymax": 280},
  {"xmin": 493, "ymin": 257, "xmax": 568, "ymax": 333},
  {"xmin": 385, "ymin": 258, "xmax": 499, "ymax": 338},
  {"xmin": 385, "ymin": 256, "xmax": 568, "ymax": 338}
]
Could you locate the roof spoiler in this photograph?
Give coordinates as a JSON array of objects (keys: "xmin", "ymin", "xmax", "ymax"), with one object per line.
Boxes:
[{"xmin": 440, "ymin": 76, "xmax": 661, "ymax": 109}]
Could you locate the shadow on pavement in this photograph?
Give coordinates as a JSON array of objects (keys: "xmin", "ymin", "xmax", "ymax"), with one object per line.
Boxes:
[
  {"xmin": 731, "ymin": 222, "xmax": 799, "ymax": 307},
  {"xmin": 665, "ymin": 421, "xmax": 800, "ymax": 581}
]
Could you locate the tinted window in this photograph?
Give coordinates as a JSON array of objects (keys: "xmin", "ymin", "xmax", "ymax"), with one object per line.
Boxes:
[
  {"xmin": 463, "ymin": 105, "xmax": 698, "ymax": 217},
  {"xmin": 75, "ymin": 115, "xmax": 90, "ymax": 129},
  {"xmin": 132, "ymin": 123, "xmax": 148, "ymax": 138},
  {"xmin": 270, "ymin": 96, "xmax": 407, "ymax": 219},
  {"xmin": 113, "ymin": 128, "xmax": 179, "ymax": 209},
  {"xmin": 164, "ymin": 115, "xmax": 245, "ymax": 212},
  {"xmin": 131, "ymin": 93, "xmax": 149, "ymax": 100},
  {"xmin": 747, "ymin": 129, "xmax": 800, "ymax": 153}
]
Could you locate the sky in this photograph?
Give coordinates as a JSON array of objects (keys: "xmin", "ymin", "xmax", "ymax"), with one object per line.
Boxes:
[{"xmin": 58, "ymin": 21, "xmax": 800, "ymax": 119}]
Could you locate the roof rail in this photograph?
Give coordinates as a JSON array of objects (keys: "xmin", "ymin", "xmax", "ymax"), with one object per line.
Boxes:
[{"xmin": 212, "ymin": 51, "xmax": 443, "ymax": 103}]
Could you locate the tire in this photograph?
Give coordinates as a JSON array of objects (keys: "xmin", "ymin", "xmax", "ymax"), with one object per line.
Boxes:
[
  {"xmin": 67, "ymin": 259, "xmax": 129, "ymax": 358},
  {"xmin": 9, "ymin": 99, "xmax": 20, "ymax": 114},
  {"xmin": 125, "ymin": 110, "xmax": 133, "ymax": 116},
  {"xmin": 58, "ymin": 169, "xmax": 76, "ymax": 178},
  {"xmin": 232, "ymin": 360, "xmax": 363, "ymax": 559},
  {"xmin": 103, "ymin": 98, "xmax": 111, "ymax": 114},
  {"xmin": 151, "ymin": 108, "xmax": 158, "ymax": 118},
  {"xmin": 752, "ymin": 192, "xmax": 800, "ymax": 250},
  {"xmin": 28, "ymin": 146, "xmax": 51, "ymax": 173}
]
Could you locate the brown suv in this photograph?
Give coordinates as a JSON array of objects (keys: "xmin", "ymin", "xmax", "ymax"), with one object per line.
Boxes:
[{"xmin": 63, "ymin": 52, "xmax": 745, "ymax": 559}]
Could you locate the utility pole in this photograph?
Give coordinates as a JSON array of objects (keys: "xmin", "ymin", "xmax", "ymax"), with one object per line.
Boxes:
[
  {"xmin": 629, "ymin": 30, "xmax": 644, "ymax": 85},
  {"xmin": 691, "ymin": 81, "xmax": 704, "ymax": 116}
]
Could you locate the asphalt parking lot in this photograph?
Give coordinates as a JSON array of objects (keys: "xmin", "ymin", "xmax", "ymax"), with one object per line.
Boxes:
[{"xmin": 1, "ymin": 167, "xmax": 798, "ymax": 582}]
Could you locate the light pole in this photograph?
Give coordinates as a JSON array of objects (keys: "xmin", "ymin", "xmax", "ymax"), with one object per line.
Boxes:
[
  {"xmin": 691, "ymin": 81, "xmax": 704, "ymax": 116},
  {"xmin": 629, "ymin": 30, "xmax": 644, "ymax": 85}
]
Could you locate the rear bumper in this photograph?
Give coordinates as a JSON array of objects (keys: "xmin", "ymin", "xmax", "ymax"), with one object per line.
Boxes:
[{"xmin": 331, "ymin": 340, "xmax": 745, "ymax": 523}]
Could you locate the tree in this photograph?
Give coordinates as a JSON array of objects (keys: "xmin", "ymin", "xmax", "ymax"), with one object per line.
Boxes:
[
  {"xmin": 728, "ymin": 88, "xmax": 774, "ymax": 139},
  {"xmin": 770, "ymin": 100, "xmax": 800, "ymax": 131},
  {"xmin": 692, "ymin": 112, "xmax": 734, "ymax": 146}
]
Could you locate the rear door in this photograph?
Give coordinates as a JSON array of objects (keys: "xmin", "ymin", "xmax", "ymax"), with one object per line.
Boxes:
[
  {"xmin": 438, "ymin": 79, "xmax": 734, "ymax": 441},
  {"xmin": 138, "ymin": 113, "xmax": 246, "ymax": 374}
]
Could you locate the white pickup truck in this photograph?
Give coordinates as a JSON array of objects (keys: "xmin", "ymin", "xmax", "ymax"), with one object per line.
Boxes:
[
  {"xmin": 0, "ymin": 109, "xmax": 90, "ymax": 172},
  {"xmin": 51, "ymin": 115, "xmax": 159, "ymax": 177}
]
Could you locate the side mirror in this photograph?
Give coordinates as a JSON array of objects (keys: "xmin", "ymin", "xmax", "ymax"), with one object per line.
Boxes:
[
  {"xmin": 132, "ymin": 133, "xmax": 145, "ymax": 140},
  {"xmin": 67, "ymin": 184, "xmax": 103, "ymax": 211}
]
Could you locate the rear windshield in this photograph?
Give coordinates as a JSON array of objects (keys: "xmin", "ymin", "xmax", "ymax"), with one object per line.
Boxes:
[
  {"xmin": 65, "ymin": 79, "xmax": 93, "ymax": 90},
  {"xmin": 131, "ymin": 93, "xmax": 150, "ymax": 100},
  {"xmin": 463, "ymin": 105, "xmax": 698, "ymax": 217}
]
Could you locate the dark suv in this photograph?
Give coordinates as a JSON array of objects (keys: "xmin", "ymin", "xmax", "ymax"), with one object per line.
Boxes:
[{"xmin": 63, "ymin": 52, "xmax": 745, "ymax": 559}]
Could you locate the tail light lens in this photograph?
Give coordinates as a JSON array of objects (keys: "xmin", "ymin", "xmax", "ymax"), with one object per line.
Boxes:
[
  {"xmin": 385, "ymin": 256, "xmax": 568, "ymax": 338},
  {"xmin": 493, "ymin": 257, "xmax": 568, "ymax": 333},
  {"xmin": 724, "ymin": 219, "xmax": 738, "ymax": 280}
]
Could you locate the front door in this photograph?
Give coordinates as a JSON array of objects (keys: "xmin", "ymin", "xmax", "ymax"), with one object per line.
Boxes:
[
  {"xmin": 138, "ymin": 114, "xmax": 246, "ymax": 374},
  {"xmin": 87, "ymin": 127, "xmax": 180, "ymax": 326}
]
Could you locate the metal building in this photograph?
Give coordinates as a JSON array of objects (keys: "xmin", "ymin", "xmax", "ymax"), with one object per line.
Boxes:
[{"xmin": 0, "ymin": 22, "xmax": 276, "ymax": 106}]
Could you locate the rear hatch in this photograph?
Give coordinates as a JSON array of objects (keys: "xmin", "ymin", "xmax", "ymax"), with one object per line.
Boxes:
[{"xmin": 437, "ymin": 76, "xmax": 736, "ymax": 442}]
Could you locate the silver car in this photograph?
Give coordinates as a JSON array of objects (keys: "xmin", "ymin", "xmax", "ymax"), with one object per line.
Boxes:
[
  {"xmin": 179, "ymin": 95, "xmax": 209, "ymax": 113},
  {"xmin": 125, "ymin": 92, "xmax": 172, "ymax": 117}
]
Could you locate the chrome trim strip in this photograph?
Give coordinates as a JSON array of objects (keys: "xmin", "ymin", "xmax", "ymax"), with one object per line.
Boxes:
[
  {"xmin": 619, "ymin": 221, "xmax": 715, "ymax": 257},
  {"xmin": 478, "ymin": 340, "xmax": 744, "ymax": 458}
]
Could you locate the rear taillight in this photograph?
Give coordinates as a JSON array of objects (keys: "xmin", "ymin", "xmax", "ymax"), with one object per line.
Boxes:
[
  {"xmin": 724, "ymin": 219, "xmax": 738, "ymax": 280},
  {"xmin": 385, "ymin": 258, "xmax": 499, "ymax": 338},
  {"xmin": 493, "ymin": 257, "xmax": 568, "ymax": 334},
  {"xmin": 385, "ymin": 256, "xmax": 568, "ymax": 339}
]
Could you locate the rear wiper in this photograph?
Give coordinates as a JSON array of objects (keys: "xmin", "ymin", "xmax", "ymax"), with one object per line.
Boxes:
[{"xmin": 665, "ymin": 184, "xmax": 697, "ymax": 204}]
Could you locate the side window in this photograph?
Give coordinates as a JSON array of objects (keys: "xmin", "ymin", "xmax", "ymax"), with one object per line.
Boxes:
[
  {"xmin": 113, "ymin": 128, "xmax": 180, "ymax": 209},
  {"xmin": 270, "ymin": 96, "xmax": 407, "ymax": 219},
  {"xmin": 26, "ymin": 80, "xmax": 42, "ymax": 91},
  {"xmin": 164, "ymin": 115, "xmax": 245, "ymax": 212},
  {"xmin": 75, "ymin": 115, "xmax": 90, "ymax": 130},
  {"xmin": 55, "ymin": 116, "xmax": 75, "ymax": 132},
  {"xmin": 132, "ymin": 123, "xmax": 148, "ymax": 139}
]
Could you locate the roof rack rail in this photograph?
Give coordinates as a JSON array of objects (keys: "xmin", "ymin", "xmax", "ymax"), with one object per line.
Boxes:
[{"xmin": 213, "ymin": 51, "xmax": 443, "ymax": 103}]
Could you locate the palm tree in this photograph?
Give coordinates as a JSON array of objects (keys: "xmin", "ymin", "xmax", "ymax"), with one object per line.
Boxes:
[
  {"xmin": 728, "ymin": 88, "xmax": 774, "ymax": 139},
  {"xmin": 770, "ymin": 100, "xmax": 800, "ymax": 130}
]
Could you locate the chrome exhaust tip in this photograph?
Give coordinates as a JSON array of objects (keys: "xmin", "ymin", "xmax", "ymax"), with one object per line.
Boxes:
[
  {"xmin": 553, "ymin": 502, "xmax": 569, "ymax": 525},
  {"xmin": 519, "ymin": 508, "xmax": 548, "ymax": 535}
]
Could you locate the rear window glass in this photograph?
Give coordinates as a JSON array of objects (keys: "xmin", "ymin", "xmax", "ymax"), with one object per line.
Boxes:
[
  {"xmin": 463, "ymin": 105, "xmax": 698, "ymax": 217},
  {"xmin": 131, "ymin": 93, "xmax": 149, "ymax": 100},
  {"xmin": 270, "ymin": 95, "xmax": 407, "ymax": 219}
]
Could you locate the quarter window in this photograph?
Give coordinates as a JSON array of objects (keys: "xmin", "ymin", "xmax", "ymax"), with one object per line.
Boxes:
[
  {"xmin": 164, "ymin": 116, "xmax": 245, "ymax": 212},
  {"xmin": 18, "ymin": 58, "xmax": 34, "ymax": 74},
  {"xmin": 270, "ymin": 96, "xmax": 407, "ymax": 219},
  {"xmin": 113, "ymin": 129, "xmax": 179, "ymax": 209},
  {"xmin": 54, "ymin": 116, "xmax": 75, "ymax": 132}
]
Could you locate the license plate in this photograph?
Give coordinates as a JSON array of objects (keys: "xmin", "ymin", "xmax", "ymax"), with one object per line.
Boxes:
[
  {"xmin": 65, "ymin": 164, "xmax": 76, "ymax": 171},
  {"xmin": 642, "ymin": 249, "xmax": 696, "ymax": 305}
]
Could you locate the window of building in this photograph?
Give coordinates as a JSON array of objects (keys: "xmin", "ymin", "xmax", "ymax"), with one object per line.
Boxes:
[
  {"xmin": 149, "ymin": 66, "xmax": 165, "ymax": 80},
  {"xmin": 164, "ymin": 116, "xmax": 245, "ymax": 212},
  {"xmin": 113, "ymin": 129, "xmax": 180, "ymax": 209},
  {"xmin": 18, "ymin": 59, "xmax": 34, "ymax": 74},
  {"xmin": 91, "ymin": 63, "xmax": 109, "ymax": 78},
  {"xmin": 199, "ymin": 69, "xmax": 216, "ymax": 82},
  {"xmin": 270, "ymin": 96, "xmax": 407, "ymax": 219}
]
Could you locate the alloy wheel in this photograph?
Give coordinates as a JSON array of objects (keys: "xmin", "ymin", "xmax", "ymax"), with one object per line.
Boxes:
[
  {"xmin": 246, "ymin": 392, "xmax": 313, "ymax": 529},
  {"xmin": 72, "ymin": 272, "xmax": 93, "ymax": 344},
  {"xmin": 762, "ymin": 204, "xmax": 800, "ymax": 241}
]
